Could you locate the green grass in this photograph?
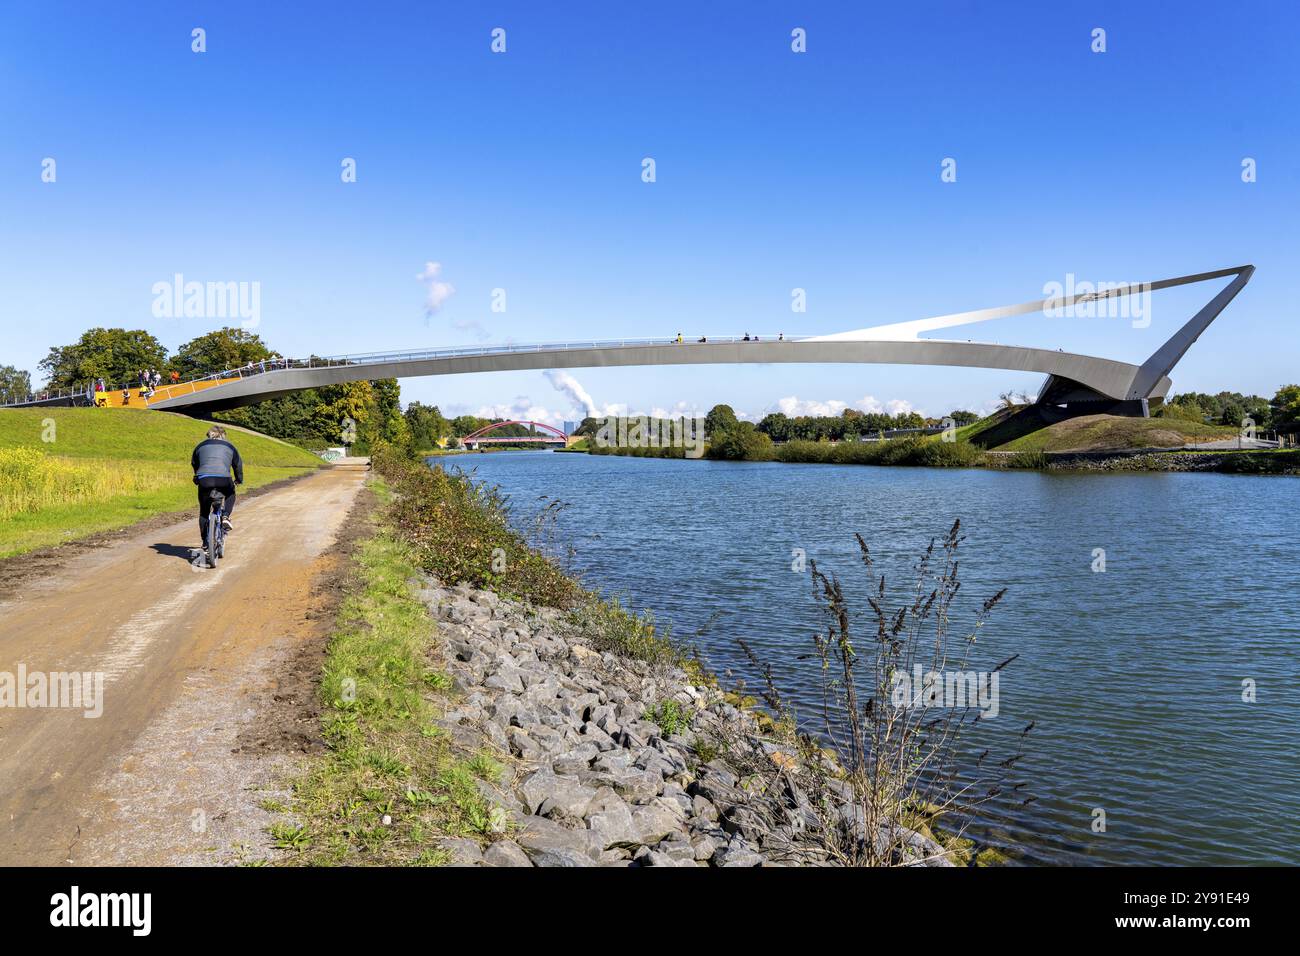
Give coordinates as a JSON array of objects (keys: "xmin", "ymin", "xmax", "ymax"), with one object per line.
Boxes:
[
  {"xmin": 951, "ymin": 406, "xmax": 1046, "ymax": 449},
  {"xmin": 0, "ymin": 407, "xmax": 321, "ymax": 465},
  {"xmin": 995, "ymin": 413, "xmax": 1236, "ymax": 452},
  {"xmin": 374, "ymin": 443, "xmax": 583, "ymax": 608},
  {"xmin": 279, "ymin": 498, "xmax": 505, "ymax": 865},
  {"xmin": 1000, "ymin": 449, "xmax": 1051, "ymax": 470},
  {"xmin": 0, "ymin": 407, "xmax": 323, "ymax": 557},
  {"xmin": 643, "ymin": 698, "xmax": 691, "ymax": 736}
]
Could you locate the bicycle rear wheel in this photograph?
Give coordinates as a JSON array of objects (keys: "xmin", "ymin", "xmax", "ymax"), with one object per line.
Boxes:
[{"xmin": 206, "ymin": 513, "xmax": 220, "ymax": 568}]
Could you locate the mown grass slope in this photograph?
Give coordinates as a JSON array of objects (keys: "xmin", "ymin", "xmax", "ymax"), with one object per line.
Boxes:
[
  {"xmin": 994, "ymin": 413, "xmax": 1235, "ymax": 452},
  {"xmin": 948, "ymin": 405, "xmax": 1237, "ymax": 453},
  {"xmin": 0, "ymin": 407, "xmax": 323, "ymax": 557}
]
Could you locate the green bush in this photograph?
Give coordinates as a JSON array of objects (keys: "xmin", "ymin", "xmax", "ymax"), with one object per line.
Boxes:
[
  {"xmin": 565, "ymin": 595, "xmax": 682, "ymax": 667},
  {"xmin": 775, "ymin": 436, "xmax": 982, "ymax": 468},
  {"xmin": 1215, "ymin": 450, "xmax": 1300, "ymax": 474},
  {"xmin": 706, "ymin": 422, "xmax": 773, "ymax": 461},
  {"xmin": 1154, "ymin": 402, "xmax": 1207, "ymax": 423},
  {"xmin": 910, "ymin": 439, "xmax": 985, "ymax": 467},
  {"xmin": 643, "ymin": 698, "xmax": 690, "ymax": 736},
  {"xmin": 372, "ymin": 444, "xmax": 580, "ymax": 607},
  {"xmin": 1003, "ymin": 449, "xmax": 1050, "ymax": 469}
]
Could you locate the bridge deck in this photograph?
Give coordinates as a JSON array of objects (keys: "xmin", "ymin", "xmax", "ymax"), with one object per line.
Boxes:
[{"xmin": 0, "ymin": 266, "xmax": 1252, "ymax": 417}]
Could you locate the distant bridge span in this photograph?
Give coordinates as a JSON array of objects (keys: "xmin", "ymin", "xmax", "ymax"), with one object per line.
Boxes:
[
  {"xmin": 461, "ymin": 420, "xmax": 568, "ymax": 447},
  {"xmin": 4, "ymin": 267, "xmax": 1254, "ymax": 418}
]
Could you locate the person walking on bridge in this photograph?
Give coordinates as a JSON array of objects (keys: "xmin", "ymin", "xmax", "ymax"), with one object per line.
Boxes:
[{"xmin": 191, "ymin": 424, "xmax": 243, "ymax": 548}]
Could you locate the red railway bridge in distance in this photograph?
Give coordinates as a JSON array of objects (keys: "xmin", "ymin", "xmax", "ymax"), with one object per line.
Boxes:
[{"xmin": 460, "ymin": 420, "xmax": 570, "ymax": 449}]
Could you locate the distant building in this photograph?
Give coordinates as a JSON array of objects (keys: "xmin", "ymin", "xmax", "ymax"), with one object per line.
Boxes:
[{"xmin": 563, "ymin": 420, "xmax": 578, "ymax": 436}]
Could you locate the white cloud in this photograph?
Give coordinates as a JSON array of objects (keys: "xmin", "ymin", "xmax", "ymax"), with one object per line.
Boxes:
[
  {"xmin": 472, "ymin": 395, "xmax": 565, "ymax": 428},
  {"xmin": 649, "ymin": 400, "xmax": 704, "ymax": 420},
  {"xmin": 767, "ymin": 395, "xmax": 925, "ymax": 418},
  {"xmin": 416, "ymin": 260, "xmax": 456, "ymax": 315},
  {"xmin": 774, "ymin": 396, "xmax": 850, "ymax": 417}
]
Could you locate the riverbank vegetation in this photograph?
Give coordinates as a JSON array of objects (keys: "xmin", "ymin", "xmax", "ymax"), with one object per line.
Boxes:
[
  {"xmin": 716, "ymin": 521, "xmax": 1024, "ymax": 865},
  {"xmin": 0, "ymin": 407, "xmax": 323, "ymax": 557},
  {"xmin": 772, "ymin": 436, "xmax": 983, "ymax": 467},
  {"xmin": 373, "ymin": 444, "xmax": 581, "ymax": 608},
  {"xmin": 371, "ymin": 445, "xmax": 690, "ymax": 667}
]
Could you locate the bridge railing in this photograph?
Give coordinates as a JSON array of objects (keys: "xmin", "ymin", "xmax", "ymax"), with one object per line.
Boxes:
[{"xmin": 0, "ymin": 385, "xmax": 95, "ymax": 408}]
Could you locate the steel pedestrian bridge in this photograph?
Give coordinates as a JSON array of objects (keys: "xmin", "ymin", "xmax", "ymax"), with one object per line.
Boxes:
[{"xmin": 3, "ymin": 266, "xmax": 1254, "ymax": 418}]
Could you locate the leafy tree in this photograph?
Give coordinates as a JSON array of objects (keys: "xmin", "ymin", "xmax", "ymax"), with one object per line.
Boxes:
[
  {"xmin": 1154, "ymin": 401, "xmax": 1205, "ymax": 423},
  {"xmin": 1218, "ymin": 400, "xmax": 1245, "ymax": 428},
  {"xmin": 1239, "ymin": 394, "xmax": 1272, "ymax": 429},
  {"xmin": 365, "ymin": 378, "xmax": 409, "ymax": 449},
  {"xmin": 0, "ymin": 364, "xmax": 32, "ymax": 401},
  {"xmin": 896, "ymin": 411, "xmax": 925, "ymax": 429},
  {"xmin": 757, "ymin": 412, "xmax": 792, "ymax": 442},
  {"xmin": 1270, "ymin": 384, "xmax": 1300, "ymax": 431},
  {"xmin": 173, "ymin": 327, "xmax": 277, "ymax": 378},
  {"xmin": 39, "ymin": 328, "xmax": 168, "ymax": 389},
  {"xmin": 221, "ymin": 381, "xmax": 387, "ymax": 450},
  {"xmin": 313, "ymin": 381, "xmax": 377, "ymax": 449},
  {"xmin": 704, "ymin": 403, "xmax": 738, "ymax": 438},
  {"xmin": 947, "ymin": 410, "xmax": 979, "ymax": 426},
  {"xmin": 707, "ymin": 421, "xmax": 773, "ymax": 460},
  {"xmin": 1164, "ymin": 390, "xmax": 1271, "ymax": 428},
  {"xmin": 405, "ymin": 402, "xmax": 450, "ymax": 449},
  {"xmin": 451, "ymin": 415, "xmax": 486, "ymax": 437},
  {"xmin": 219, "ymin": 390, "xmax": 329, "ymax": 445}
]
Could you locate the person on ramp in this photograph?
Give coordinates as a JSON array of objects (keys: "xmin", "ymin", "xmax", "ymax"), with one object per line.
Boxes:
[{"xmin": 191, "ymin": 425, "xmax": 243, "ymax": 550}]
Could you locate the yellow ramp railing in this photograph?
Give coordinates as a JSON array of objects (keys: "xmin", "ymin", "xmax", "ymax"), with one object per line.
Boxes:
[{"xmin": 92, "ymin": 377, "xmax": 242, "ymax": 409}]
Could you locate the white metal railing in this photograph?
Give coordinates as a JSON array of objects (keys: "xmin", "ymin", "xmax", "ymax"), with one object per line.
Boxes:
[{"xmin": 1, "ymin": 384, "xmax": 95, "ymax": 407}]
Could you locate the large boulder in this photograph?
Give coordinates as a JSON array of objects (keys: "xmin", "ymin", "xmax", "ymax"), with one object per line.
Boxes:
[{"xmin": 515, "ymin": 816, "xmax": 602, "ymax": 867}]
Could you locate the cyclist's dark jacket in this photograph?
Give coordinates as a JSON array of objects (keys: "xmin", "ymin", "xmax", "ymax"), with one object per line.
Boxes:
[{"xmin": 191, "ymin": 439, "xmax": 244, "ymax": 484}]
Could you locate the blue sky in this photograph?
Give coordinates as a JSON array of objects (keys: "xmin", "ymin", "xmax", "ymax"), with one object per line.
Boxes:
[{"xmin": 2, "ymin": 1, "xmax": 1296, "ymax": 422}]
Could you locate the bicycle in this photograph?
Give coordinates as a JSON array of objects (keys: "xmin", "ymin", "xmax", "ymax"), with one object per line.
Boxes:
[{"xmin": 205, "ymin": 489, "xmax": 228, "ymax": 569}]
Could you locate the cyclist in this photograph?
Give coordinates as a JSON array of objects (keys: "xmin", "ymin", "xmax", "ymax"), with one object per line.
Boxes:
[{"xmin": 191, "ymin": 424, "xmax": 243, "ymax": 550}]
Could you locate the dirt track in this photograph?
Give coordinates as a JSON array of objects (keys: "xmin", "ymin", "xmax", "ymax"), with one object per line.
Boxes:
[{"xmin": 0, "ymin": 465, "xmax": 367, "ymax": 865}]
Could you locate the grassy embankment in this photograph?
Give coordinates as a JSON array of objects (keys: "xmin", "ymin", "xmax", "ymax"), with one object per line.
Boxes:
[
  {"xmin": 274, "ymin": 446, "xmax": 683, "ymax": 865},
  {"xmin": 0, "ymin": 407, "xmax": 323, "ymax": 557},
  {"xmin": 990, "ymin": 412, "xmax": 1235, "ymax": 452}
]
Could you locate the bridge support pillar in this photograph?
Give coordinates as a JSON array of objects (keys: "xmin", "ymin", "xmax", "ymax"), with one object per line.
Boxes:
[{"xmin": 1035, "ymin": 375, "xmax": 1150, "ymax": 419}]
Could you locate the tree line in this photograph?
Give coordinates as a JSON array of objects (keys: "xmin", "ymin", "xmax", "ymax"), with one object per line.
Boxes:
[
  {"xmin": 0, "ymin": 326, "xmax": 527, "ymax": 453},
  {"xmin": 1158, "ymin": 389, "xmax": 1299, "ymax": 431}
]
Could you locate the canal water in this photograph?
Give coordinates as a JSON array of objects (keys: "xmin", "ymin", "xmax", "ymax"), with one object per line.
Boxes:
[{"xmin": 432, "ymin": 450, "xmax": 1299, "ymax": 865}]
